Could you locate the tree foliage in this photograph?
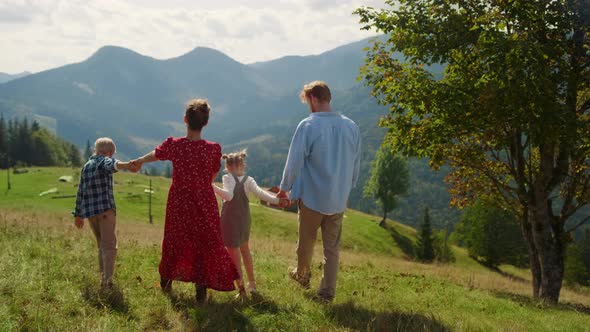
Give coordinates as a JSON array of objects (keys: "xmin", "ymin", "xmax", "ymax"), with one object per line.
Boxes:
[
  {"xmin": 0, "ymin": 116, "xmax": 81, "ymax": 168},
  {"xmin": 455, "ymin": 198, "xmax": 528, "ymax": 268},
  {"xmin": 433, "ymin": 228, "xmax": 456, "ymax": 263},
  {"xmin": 416, "ymin": 207, "xmax": 435, "ymax": 262},
  {"xmin": 84, "ymin": 139, "xmax": 92, "ymax": 161},
  {"xmin": 564, "ymin": 229, "xmax": 590, "ymax": 286},
  {"xmin": 356, "ymin": 0, "xmax": 590, "ymax": 303},
  {"xmin": 0, "ymin": 114, "xmax": 6, "ymax": 166},
  {"xmin": 364, "ymin": 143, "xmax": 410, "ymax": 226},
  {"xmin": 564, "ymin": 243, "xmax": 589, "ymax": 286}
]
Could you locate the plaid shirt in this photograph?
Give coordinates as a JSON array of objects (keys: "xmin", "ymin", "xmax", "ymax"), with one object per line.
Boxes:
[{"xmin": 73, "ymin": 155, "xmax": 119, "ymax": 218}]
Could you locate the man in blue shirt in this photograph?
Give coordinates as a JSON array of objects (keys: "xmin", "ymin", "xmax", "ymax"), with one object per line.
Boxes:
[{"xmin": 279, "ymin": 81, "xmax": 361, "ymax": 303}]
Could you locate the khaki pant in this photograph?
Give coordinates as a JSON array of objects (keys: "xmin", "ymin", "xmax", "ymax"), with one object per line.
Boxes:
[
  {"xmin": 88, "ymin": 209, "xmax": 118, "ymax": 286},
  {"xmin": 297, "ymin": 201, "xmax": 343, "ymax": 300}
]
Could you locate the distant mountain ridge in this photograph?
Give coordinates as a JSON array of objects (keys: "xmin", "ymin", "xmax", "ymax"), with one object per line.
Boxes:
[
  {"xmin": 0, "ymin": 37, "xmax": 457, "ymax": 227},
  {"xmin": 0, "ymin": 37, "xmax": 379, "ymax": 156},
  {"xmin": 0, "ymin": 71, "xmax": 31, "ymax": 84}
]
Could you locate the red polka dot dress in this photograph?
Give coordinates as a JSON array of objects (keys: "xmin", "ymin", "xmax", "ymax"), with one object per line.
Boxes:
[{"xmin": 155, "ymin": 137, "xmax": 239, "ymax": 291}]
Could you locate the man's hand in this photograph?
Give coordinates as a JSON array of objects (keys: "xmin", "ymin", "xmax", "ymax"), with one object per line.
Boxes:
[
  {"xmin": 74, "ymin": 217, "xmax": 84, "ymax": 229},
  {"xmin": 278, "ymin": 198, "xmax": 291, "ymax": 208},
  {"xmin": 277, "ymin": 190, "xmax": 290, "ymax": 208}
]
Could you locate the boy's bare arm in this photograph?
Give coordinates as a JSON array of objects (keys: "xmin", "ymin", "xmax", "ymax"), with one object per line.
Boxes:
[{"xmin": 116, "ymin": 161, "xmax": 140, "ymax": 172}]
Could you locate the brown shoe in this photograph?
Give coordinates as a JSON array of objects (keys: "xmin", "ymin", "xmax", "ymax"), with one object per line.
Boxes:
[
  {"xmin": 196, "ymin": 284, "xmax": 207, "ymax": 305},
  {"xmin": 311, "ymin": 293, "xmax": 333, "ymax": 304},
  {"xmin": 233, "ymin": 286, "xmax": 247, "ymax": 303},
  {"xmin": 160, "ymin": 278, "xmax": 172, "ymax": 293},
  {"xmin": 288, "ymin": 267, "xmax": 310, "ymax": 289}
]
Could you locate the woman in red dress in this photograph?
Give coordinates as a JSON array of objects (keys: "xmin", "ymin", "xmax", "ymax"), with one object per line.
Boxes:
[{"xmin": 134, "ymin": 99, "xmax": 239, "ymax": 304}]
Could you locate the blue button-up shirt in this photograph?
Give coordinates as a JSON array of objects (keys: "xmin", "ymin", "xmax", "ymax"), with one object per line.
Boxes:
[
  {"xmin": 280, "ymin": 112, "xmax": 361, "ymax": 215},
  {"xmin": 74, "ymin": 155, "xmax": 118, "ymax": 218}
]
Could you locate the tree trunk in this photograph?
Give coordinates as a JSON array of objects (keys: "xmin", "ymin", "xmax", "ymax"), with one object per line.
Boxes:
[
  {"xmin": 379, "ymin": 210, "xmax": 387, "ymax": 228},
  {"xmin": 520, "ymin": 215, "xmax": 541, "ymax": 298},
  {"xmin": 528, "ymin": 195, "xmax": 565, "ymax": 304}
]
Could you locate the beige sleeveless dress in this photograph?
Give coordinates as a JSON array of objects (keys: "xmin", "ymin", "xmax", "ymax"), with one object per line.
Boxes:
[{"xmin": 220, "ymin": 174, "xmax": 251, "ymax": 247}]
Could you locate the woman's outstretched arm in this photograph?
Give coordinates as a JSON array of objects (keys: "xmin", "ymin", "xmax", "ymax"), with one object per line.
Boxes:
[{"xmin": 132, "ymin": 150, "xmax": 158, "ymax": 170}]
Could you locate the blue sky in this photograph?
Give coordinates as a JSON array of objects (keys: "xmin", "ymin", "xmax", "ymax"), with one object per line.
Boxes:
[{"xmin": 0, "ymin": 0, "xmax": 383, "ymax": 74}]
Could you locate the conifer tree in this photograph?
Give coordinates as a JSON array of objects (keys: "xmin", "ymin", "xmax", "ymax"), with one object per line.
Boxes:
[
  {"xmin": 416, "ymin": 207, "xmax": 435, "ymax": 262},
  {"xmin": 84, "ymin": 140, "xmax": 92, "ymax": 160},
  {"xmin": 0, "ymin": 114, "xmax": 6, "ymax": 158}
]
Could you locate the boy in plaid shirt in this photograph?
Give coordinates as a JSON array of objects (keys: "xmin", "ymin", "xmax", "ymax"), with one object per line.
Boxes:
[{"xmin": 73, "ymin": 137, "xmax": 138, "ymax": 288}]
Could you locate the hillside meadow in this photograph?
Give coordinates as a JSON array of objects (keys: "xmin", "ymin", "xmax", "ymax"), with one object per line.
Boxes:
[{"xmin": 1, "ymin": 167, "xmax": 590, "ymax": 331}]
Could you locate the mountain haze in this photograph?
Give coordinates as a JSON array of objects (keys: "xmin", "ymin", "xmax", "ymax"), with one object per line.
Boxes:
[{"xmin": 0, "ymin": 71, "xmax": 31, "ymax": 84}]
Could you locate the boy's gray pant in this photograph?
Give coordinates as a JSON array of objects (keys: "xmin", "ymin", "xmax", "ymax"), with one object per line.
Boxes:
[
  {"xmin": 297, "ymin": 201, "xmax": 343, "ymax": 300},
  {"xmin": 88, "ymin": 209, "xmax": 118, "ymax": 286}
]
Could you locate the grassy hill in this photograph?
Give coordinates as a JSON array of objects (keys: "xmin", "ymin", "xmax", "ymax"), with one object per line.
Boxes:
[{"xmin": 1, "ymin": 168, "xmax": 590, "ymax": 331}]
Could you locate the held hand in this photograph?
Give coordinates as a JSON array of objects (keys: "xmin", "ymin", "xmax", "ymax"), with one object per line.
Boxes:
[
  {"xmin": 277, "ymin": 190, "xmax": 289, "ymax": 199},
  {"xmin": 277, "ymin": 190, "xmax": 290, "ymax": 208},
  {"xmin": 74, "ymin": 217, "xmax": 84, "ymax": 229},
  {"xmin": 129, "ymin": 159, "xmax": 142, "ymax": 173},
  {"xmin": 278, "ymin": 197, "xmax": 291, "ymax": 208}
]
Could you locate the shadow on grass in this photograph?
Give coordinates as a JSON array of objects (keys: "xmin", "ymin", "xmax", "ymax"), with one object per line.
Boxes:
[
  {"xmin": 385, "ymin": 223, "xmax": 416, "ymax": 259},
  {"xmin": 325, "ymin": 300, "xmax": 449, "ymax": 332},
  {"xmin": 81, "ymin": 282, "xmax": 129, "ymax": 314},
  {"xmin": 164, "ymin": 287, "xmax": 285, "ymax": 331},
  {"xmin": 473, "ymin": 259, "xmax": 529, "ymax": 284},
  {"xmin": 492, "ymin": 268, "xmax": 528, "ymax": 284},
  {"xmin": 491, "ymin": 290, "xmax": 590, "ymax": 315}
]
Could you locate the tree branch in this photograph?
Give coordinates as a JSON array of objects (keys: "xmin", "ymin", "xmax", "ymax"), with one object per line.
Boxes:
[{"xmin": 566, "ymin": 215, "xmax": 590, "ymax": 233}]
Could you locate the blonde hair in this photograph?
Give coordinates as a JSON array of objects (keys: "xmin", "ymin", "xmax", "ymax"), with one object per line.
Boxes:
[
  {"xmin": 94, "ymin": 137, "xmax": 116, "ymax": 155},
  {"xmin": 299, "ymin": 80, "xmax": 331, "ymax": 104},
  {"xmin": 222, "ymin": 149, "xmax": 247, "ymax": 174}
]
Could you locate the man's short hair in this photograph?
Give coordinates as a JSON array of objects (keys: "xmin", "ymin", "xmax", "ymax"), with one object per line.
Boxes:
[
  {"xmin": 94, "ymin": 137, "xmax": 116, "ymax": 155},
  {"xmin": 185, "ymin": 99, "xmax": 211, "ymax": 131},
  {"xmin": 299, "ymin": 81, "xmax": 331, "ymax": 104}
]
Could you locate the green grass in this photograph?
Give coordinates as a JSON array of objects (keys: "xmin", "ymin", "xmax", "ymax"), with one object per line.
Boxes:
[
  {"xmin": 1, "ymin": 167, "xmax": 590, "ymax": 331},
  {"xmin": 0, "ymin": 167, "xmax": 169, "ymax": 223}
]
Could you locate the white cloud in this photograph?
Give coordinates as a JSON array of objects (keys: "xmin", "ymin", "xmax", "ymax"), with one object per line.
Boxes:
[{"xmin": 0, "ymin": 0, "xmax": 383, "ymax": 73}]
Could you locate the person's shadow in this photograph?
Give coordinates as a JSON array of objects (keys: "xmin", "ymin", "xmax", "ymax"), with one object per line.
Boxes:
[
  {"xmin": 164, "ymin": 289, "xmax": 285, "ymax": 331},
  {"xmin": 325, "ymin": 300, "xmax": 449, "ymax": 332},
  {"xmin": 81, "ymin": 281, "xmax": 129, "ymax": 314}
]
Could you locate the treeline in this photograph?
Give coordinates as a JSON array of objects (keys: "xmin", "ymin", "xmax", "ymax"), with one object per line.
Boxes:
[{"xmin": 0, "ymin": 115, "xmax": 82, "ymax": 168}]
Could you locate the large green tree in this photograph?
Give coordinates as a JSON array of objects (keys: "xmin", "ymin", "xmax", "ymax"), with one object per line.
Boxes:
[
  {"xmin": 364, "ymin": 143, "xmax": 410, "ymax": 227},
  {"xmin": 356, "ymin": 0, "xmax": 590, "ymax": 303}
]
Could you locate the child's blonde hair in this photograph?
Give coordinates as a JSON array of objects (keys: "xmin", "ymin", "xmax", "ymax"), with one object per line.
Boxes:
[
  {"xmin": 222, "ymin": 149, "xmax": 247, "ymax": 174},
  {"xmin": 94, "ymin": 137, "xmax": 116, "ymax": 155}
]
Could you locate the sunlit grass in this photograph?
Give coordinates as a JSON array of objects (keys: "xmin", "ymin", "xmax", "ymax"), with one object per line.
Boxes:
[{"xmin": 1, "ymin": 168, "xmax": 589, "ymax": 331}]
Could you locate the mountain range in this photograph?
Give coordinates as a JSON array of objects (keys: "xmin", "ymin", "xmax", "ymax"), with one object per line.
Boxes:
[
  {"xmin": 0, "ymin": 71, "xmax": 31, "ymax": 84},
  {"xmin": 0, "ymin": 37, "xmax": 455, "ymax": 227}
]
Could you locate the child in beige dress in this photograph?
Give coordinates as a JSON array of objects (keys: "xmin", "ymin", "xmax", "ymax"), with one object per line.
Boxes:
[{"xmin": 213, "ymin": 150, "xmax": 283, "ymax": 300}]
